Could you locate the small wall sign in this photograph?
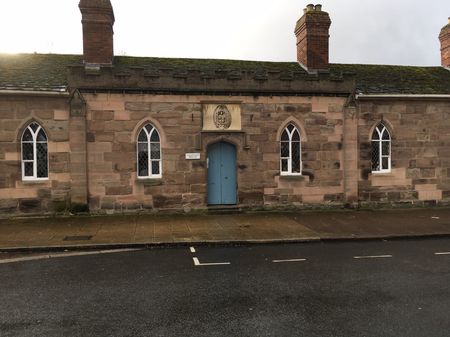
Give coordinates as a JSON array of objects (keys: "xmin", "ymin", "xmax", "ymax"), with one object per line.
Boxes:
[{"xmin": 185, "ymin": 153, "xmax": 201, "ymax": 160}]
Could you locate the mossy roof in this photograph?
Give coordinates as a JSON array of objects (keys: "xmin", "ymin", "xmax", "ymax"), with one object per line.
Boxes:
[
  {"xmin": 331, "ymin": 63, "xmax": 450, "ymax": 95},
  {"xmin": 0, "ymin": 53, "xmax": 449, "ymax": 94}
]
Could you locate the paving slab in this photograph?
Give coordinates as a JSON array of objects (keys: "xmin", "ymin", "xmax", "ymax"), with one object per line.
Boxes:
[{"xmin": 0, "ymin": 208, "xmax": 450, "ymax": 251}]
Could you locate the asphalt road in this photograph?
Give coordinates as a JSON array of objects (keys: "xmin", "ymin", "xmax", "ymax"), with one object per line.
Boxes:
[{"xmin": 1, "ymin": 238, "xmax": 450, "ymax": 337}]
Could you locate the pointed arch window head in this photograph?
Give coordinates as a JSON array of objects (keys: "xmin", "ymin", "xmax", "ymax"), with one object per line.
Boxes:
[
  {"xmin": 137, "ymin": 124, "xmax": 162, "ymax": 178},
  {"xmin": 21, "ymin": 122, "xmax": 48, "ymax": 180},
  {"xmin": 371, "ymin": 123, "xmax": 391, "ymax": 173},
  {"xmin": 280, "ymin": 123, "xmax": 302, "ymax": 175}
]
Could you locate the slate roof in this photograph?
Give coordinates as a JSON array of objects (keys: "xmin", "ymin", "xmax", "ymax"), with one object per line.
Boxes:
[
  {"xmin": 0, "ymin": 53, "xmax": 449, "ymax": 95},
  {"xmin": 331, "ymin": 63, "xmax": 450, "ymax": 95},
  {"xmin": 0, "ymin": 54, "xmax": 82, "ymax": 92}
]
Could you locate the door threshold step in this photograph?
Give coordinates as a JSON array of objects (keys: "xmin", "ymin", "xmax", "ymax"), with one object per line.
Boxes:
[{"xmin": 207, "ymin": 205, "xmax": 242, "ymax": 213}]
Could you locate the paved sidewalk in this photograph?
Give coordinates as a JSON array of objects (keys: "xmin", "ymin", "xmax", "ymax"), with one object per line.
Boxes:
[{"xmin": 1, "ymin": 208, "xmax": 450, "ymax": 251}]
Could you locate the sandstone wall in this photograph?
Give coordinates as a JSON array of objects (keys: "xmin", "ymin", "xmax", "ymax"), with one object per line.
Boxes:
[
  {"xmin": 0, "ymin": 95, "xmax": 71, "ymax": 214},
  {"xmin": 358, "ymin": 99, "xmax": 450, "ymax": 207},
  {"xmin": 83, "ymin": 93, "xmax": 347, "ymax": 212}
]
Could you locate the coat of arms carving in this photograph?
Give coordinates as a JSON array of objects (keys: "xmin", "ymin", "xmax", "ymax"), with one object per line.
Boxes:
[{"xmin": 213, "ymin": 105, "xmax": 232, "ymax": 129}]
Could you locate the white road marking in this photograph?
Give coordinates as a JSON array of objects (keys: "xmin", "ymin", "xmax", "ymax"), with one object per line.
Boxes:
[
  {"xmin": 0, "ymin": 248, "xmax": 140, "ymax": 265},
  {"xmin": 435, "ymin": 252, "xmax": 450, "ymax": 255},
  {"xmin": 353, "ymin": 255, "xmax": 393, "ymax": 259},
  {"xmin": 192, "ymin": 257, "xmax": 230, "ymax": 266},
  {"xmin": 272, "ymin": 258, "xmax": 306, "ymax": 263},
  {"xmin": 190, "ymin": 247, "xmax": 196, "ymax": 253}
]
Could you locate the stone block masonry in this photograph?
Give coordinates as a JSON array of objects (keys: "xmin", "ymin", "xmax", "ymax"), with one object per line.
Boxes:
[
  {"xmin": 358, "ymin": 99, "xmax": 450, "ymax": 207},
  {"xmin": 0, "ymin": 95, "xmax": 72, "ymax": 214},
  {"xmin": 80, "ymin": 93, "xmax": 349, "ymax": 213}
]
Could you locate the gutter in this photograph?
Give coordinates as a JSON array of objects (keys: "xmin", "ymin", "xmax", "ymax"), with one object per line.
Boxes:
[
  {"xmin": 0, "ymin": 90, "xmax": 69, "ymax": 97},
  {"xmin": 77, "ymin": 87, "xmax": 352, "ymax": 97},
  {"xmin": 356, "ymin": 94, "xmax": 450, "ymax": 101}
]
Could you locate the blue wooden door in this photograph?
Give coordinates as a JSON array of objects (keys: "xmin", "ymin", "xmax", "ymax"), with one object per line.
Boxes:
[{"xmin": 207, "ymin": 142, "xmax": 237, "ymax": 205}]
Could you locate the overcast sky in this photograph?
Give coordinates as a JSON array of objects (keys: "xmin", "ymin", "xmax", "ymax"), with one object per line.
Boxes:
[{"xmin": 0, "ymin": 0, "xmax": 449, "ymax": 66}]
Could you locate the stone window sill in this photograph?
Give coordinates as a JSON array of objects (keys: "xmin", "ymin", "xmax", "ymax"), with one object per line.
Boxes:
[
  {"xmin": 135, "ymin": 178, "xmax": 163, "ymax": 186},
  {"xmin": 370, "ymin": 171, "xmax": 394, "ymax": 177},
  {"xmin": 20, "ymin": 179, "xmax": 50, "ymax": 185},
  {"xmin": 279, "ymin": 175, "xmax": 306, "ymax": 181}
]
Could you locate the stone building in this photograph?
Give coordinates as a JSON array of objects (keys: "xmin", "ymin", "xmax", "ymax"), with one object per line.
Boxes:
[{"xmin": 0, "ymin": 1, "xmax": 449, "ymax": 215}]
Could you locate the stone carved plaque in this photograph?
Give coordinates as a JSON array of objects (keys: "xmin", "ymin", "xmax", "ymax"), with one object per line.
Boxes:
[
  {"xmin": 213, "ymin": 105, "xmax": 232, "ymax": 129},
  {"xmin": 203, "ymin": 104, "xmax": 241, "ymax": 131}
]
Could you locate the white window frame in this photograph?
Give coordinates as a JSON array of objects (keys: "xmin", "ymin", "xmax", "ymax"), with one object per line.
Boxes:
[
  {"xmin": 371, "ymin": 123, "xmax": 391, "ymax": 174},
  {"xmin": 280, "ymin": 124, "xmax": 302, "ymax": 176},
  {"xmin": 21, "ymin": 123, "xmax": 49, "ymax": 181},
  {"xmin": 137, "ymin": 124, "xmax": 162, "ymax": 179}
]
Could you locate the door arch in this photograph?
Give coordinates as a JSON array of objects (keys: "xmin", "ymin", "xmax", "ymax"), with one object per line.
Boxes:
[{"xmin": 207, "ymin": 142, "xmax": 237, "ymax": 205}]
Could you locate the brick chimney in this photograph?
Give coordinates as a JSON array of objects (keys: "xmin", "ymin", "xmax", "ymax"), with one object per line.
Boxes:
[
  {"xmin": 295, "ymin": 4, "xmax": 331, "ymax": 71},
  {"xmin": 439, "ymin": 18, "xmax": 450, "ymax": 68},
  {"xmin": 79, "ymin": 0, "xmax": 115, "ymax": 66}
]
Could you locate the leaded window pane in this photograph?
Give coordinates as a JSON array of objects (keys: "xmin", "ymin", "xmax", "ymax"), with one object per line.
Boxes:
[
  {"xmin": 371, "ymin": 123, "xmax": 391, "ymax": 172},
  {"xmin": 22, "ymin": 129, "xmax": 33, "ymax": 142},
  {"xmin": 138, "ymin": 147, "xmax": 149, "ymax": 177},
  {"xmin": 137, "ymin": 124, "xmax": 162, "ymax": 177},
  {"xmin": 292, "ymin": 142, "xmax": 301, "ymax": 173},
  {"xmin": 151, "ymin": 161, "xmax": 160, "ymax": 175},
  {"xmin": 292, "ymin": 130, "xmax": 300, "ymax": 141},
  {"xmin": 281, "ymin": 159, "xmax": 288, "ymax": 172},
  {"xmin": 36, "ymin": 143, "xmax": 48, "ymax": 178},
  {"xmin": 371, "ymin": 141, "xmax": 380, "ymax": 171},
  {"xmin": 22, "ymin": 143, "xmax": 34, "ymax": 160},
  {"xmin": 29, "ymin": 123, "xmax": 39, "ymax": 132},
  {"xmin": 150, "ymin": 130, "xmax": 160, "ymax": 142},
  {"xmin": 138, "ymin": 130, "xmax": 147, "ymax": 142},
  {"xmin": 280, "ymin": 141, "xmax": 289, "ymax": 158},
  {"xmin": 382, "ymin": 157, "xmax": 389, "ymax": 170},
  {"xmin": 21, "ymin": 123, "xmax": 48, "ymax": 179},
  {"xmin": 145, "ymin": 124, "xmax": 154, "ymax": 133},
  {"xmin": 138, "ymin": 142, "xmax": 148, "ymax": 153},
  {"xmin": 24, "ymin": 162, "xmax": 34, "ymax": 176},
  {"xmin": 37, "ymin": 129, "xmax": 47, "ymax": 142},
  {"xmin": 382, "ymin": 141, "xmax": 390, "ymax": 156},
  {"xmin": 150, "ymin": 143, "xmax": 161, "ymax": 159},
  {"xmin": 372, "ymin": 131, "xmax": 380, "ymax": 140},
  {"xmin": 280, "ymin": 124, "xmax": 302, "ymax": 175}
]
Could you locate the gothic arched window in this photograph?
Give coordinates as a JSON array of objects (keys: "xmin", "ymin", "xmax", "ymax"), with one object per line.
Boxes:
[
  {"xmin": 280, "ymin": 123, "xmax": 302, "ymax": 175},
  {"xmin": 137, "ymin": 124, "xmax": 162, "ymax": 178},
  {"xmin": 371, "ymin": 123, "xmax": 391, "ymax": 173},
  {"xmin": 21, "ymin": 122, "xmax": 48, "ymax": 180}
]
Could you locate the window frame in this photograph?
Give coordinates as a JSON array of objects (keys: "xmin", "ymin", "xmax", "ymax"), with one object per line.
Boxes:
[
  {"xmin": 371, "ymin": 123, "xmax": 391, "ymax": 174},
  {"xmin": 136, "ymin": 123, "xmax": 162, "ymax": 179},
  {"xmin": 280, "ymin": 123, "xmax": 302, "ymax": 176},
  {"xmin": 21, "ymin": 122, "xmax": 49, "ymax": 181}
]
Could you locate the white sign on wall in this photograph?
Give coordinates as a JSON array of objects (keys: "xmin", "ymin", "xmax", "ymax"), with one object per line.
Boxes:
[{"xmin": 185, "ymin": 153, "xmax": 201, "ymax": 160}]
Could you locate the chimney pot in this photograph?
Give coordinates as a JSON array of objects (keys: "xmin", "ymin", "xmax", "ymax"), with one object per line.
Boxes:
[
  {"xmin": 306, "ymin": 4, "xmax": 315, "ymax": 12},
  {"xmin": 315, "ymin": 4, "xmax": 322, "ymax": 12}
]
